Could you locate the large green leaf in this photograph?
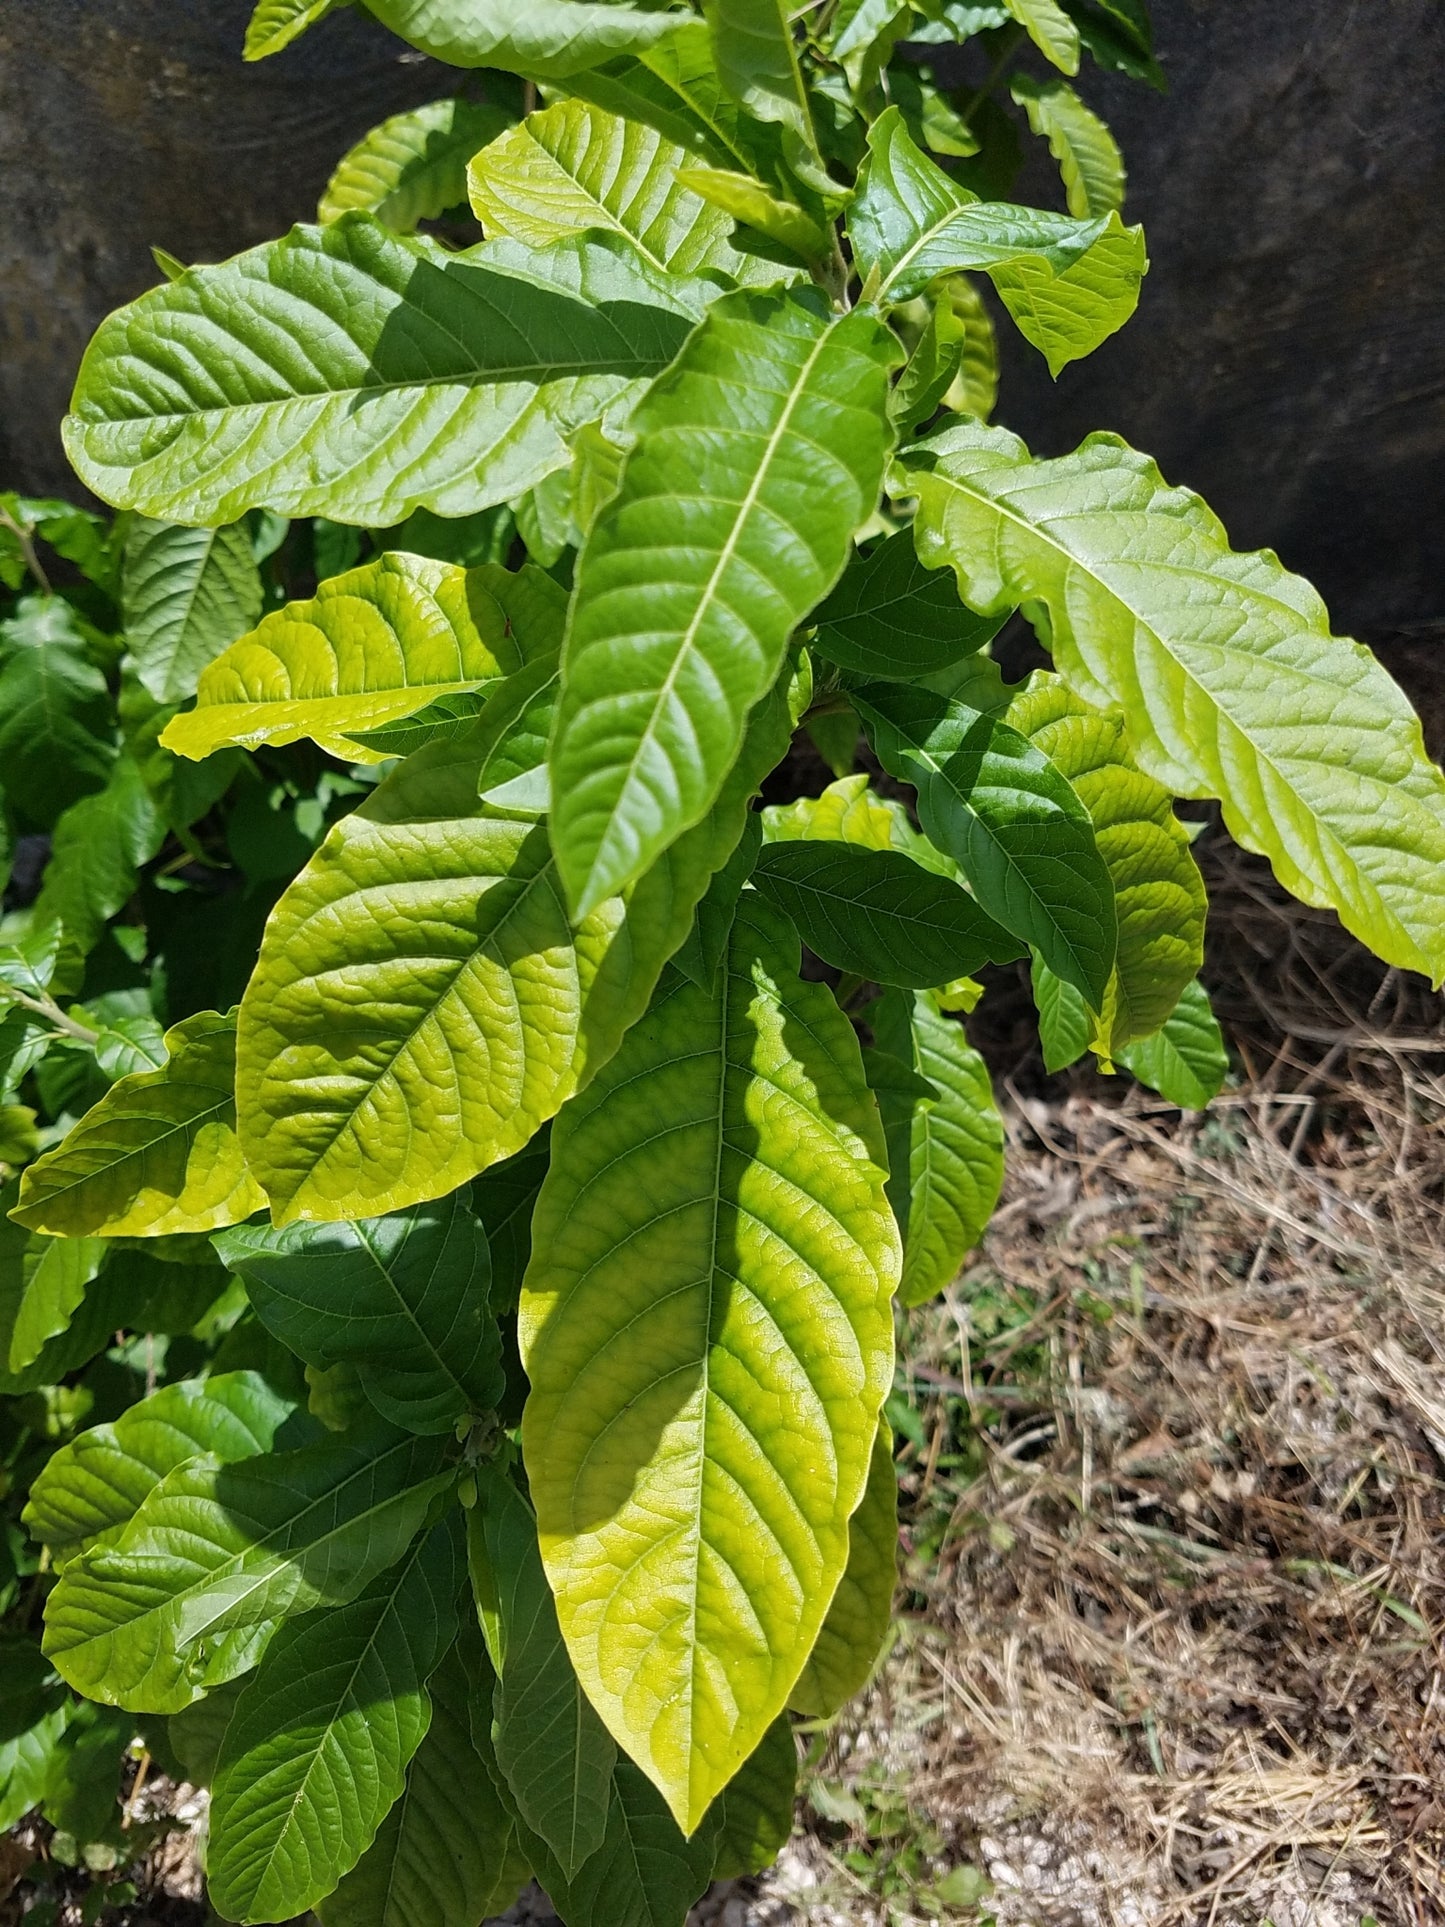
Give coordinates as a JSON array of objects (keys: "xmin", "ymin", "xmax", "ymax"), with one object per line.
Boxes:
[
  {"xmin": 905, "ymin": 419, "xmax": 1445, "ymax": 985},
  {"xmin": 215, "ymin": 1194, "xmax": 501, "ymax": 1436},
  {"xmin": 0, "ymin": 1640, "xmax": 69, "ymax": 1833},
  {"xmin": 762, "ymin": 771, "xmax": 935, "ymax": 865},
  {"xmin": 0, "ymin": 599, "xmax": 114, "ymax": 828},
  {"xmin": 790, "ymin": 1417, "xmax": 896, "ymax": 1714},
  {"xmin": 43, "ymin": 1421, "xmax": 449, "ymax": 1713},
  {"xmin": 1001, "ymin": 0, "xmax": 1079, "ymax": 71},
  {"xmin": 0, "ymin": 1234, "xmax": 107, "ymax": 1380},
  {"xmin": 122, "ymin": 517, "xmax": 263, "ymax": 705},
  {"xmin": 809, "ymin": 527, "xmax": 1000, "ymax": 680},
  {"xmin": 526, "ymin": 1759, "xmax": 724, "ymax": 1927},
  {"xmin": 237, "ymin": 647, "xmax": 799, "ymax": 1224},
  {"xmin": 468, "ymin": 1471, "xmax": 616, "ymax": 1876},
  {"xmin": 13, "ymin": 1011, "xmax": 264, "ymax": 1238},
  {"xmin": 468, "ymin": 99, "xmax": 767, "ymax": 282},
  {"xmin": 849, "ymin": 111, "xmax": 1145, "ymax": 372},
  {"xmin": 1116, "ymin": 977, "xmax": 1228, "ymax": 1109},
  {"xmin": 31, "ymin": 755, "xmax": 165, "ymax": 954},
  {"xmin": 161, "ymin": 554, "xmax": 561, "ymax": 763},
  {"xmin": 320, "ymin": 1638, "xmax": 530, "ymax": 1927},
  {"xmin": 64, "ymin": 220, "xmax": 701, "ymax": 529},
  {"xmin": 366, "ymin": 0, "xmax": 685, "ymax": 77},
  {"xmin": 711, "ymin": 1714, "xmax": 796, "ymax": 1878},
  {"xmin": 520, "ymin": 895, "xmax": 899, "ymax": 1830},
  {"xmin": 320, "ymin": 98, "xmax": 514, "ymax": 232},
  {"xmin": 552, "ymin": 288, "xmax": 898, "ymax": 914},
  {"xmin": 1005, "ymin": 672, "xmax": 1204, "ymax": 1051},
  {"xmin": 24, "ymin": 1372, "xmax": 295, "ymax": 1570},
  {"xmin": 871, "ymin": 987, "xmax": 1003, "ymax": 1307},
  {"xmin": 853, "ymin": 679, "xmax": 1116, "ymax": 1007},
  {"xmin": 207, "ymin": 1519, "xmax": 460, "ymax": 1925},
  {"xmin": 752, "ymin": 841, "xmax": 1023, "ymax": 986},
  {"xmin": 670, "ymin": 807, "xmax": 762, "ymax": 992},
  {"xmin": 244, "ymin": 0, "xmax": 341, "ymax": 59},
  {"xmin": 703, "ymin": 0, "xmax": 818, "ymax": 153},
  {"xmin": 564, "ymin": 21, "xmax": 788, "ymax": 176},
  {"xmin": 1010, "ymin": 73, "xmax": 1124, "ymax": 218}
]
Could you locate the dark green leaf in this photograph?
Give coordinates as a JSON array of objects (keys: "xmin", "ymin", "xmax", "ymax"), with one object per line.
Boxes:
[{"xmin": 810, "ymin": 528, "xmax": 1001, "ymax": 680}]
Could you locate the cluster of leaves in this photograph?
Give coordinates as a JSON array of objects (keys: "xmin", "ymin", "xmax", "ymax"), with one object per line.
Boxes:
[{"xmin": 5, "ymin": 0, "xmax": 1445, "ymax": 1921}]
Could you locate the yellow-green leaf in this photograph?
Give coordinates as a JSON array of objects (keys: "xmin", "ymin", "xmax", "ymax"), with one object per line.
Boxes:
[
  {"xmin": 1005, "ymin": 672, "xmax": 1205, "ymax": 1051},
  {"xmin": 161, "ymin": 555, "xmax": 560, "ymax": 763},
  {"xmin": 12, "ymin": 1012, "xmax": 263, "ymax": 1239},
  {"xmin": 520, "ymin": 895, "xmax": 898, "ymax": 1830},
  {"xmin": 321, "ymin": 98, "xmax": 514, "ymax": 232},
  {"xmin": 905, "ymin": 419, "xmax": 1445, "ymax": 986}
]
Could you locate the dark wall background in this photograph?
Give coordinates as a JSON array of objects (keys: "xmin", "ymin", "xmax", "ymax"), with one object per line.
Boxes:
[
  {"xmin": 0, "ymin": 1, "xmax": 447, "ymax": 493},
  {"xmin": 2, "ymin": 1, "xmax": 1441, "ymax": 642}
]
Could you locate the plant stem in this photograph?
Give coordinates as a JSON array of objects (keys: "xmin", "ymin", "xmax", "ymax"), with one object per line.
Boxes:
[
  {"xmin": 958, "ymin": 23, "xmax": 1025, "ymax": 131},
  {"xmin": 0, "ymin": 505, "xmax": 51, "ymax": 596},
  {"xmin": 0, "ymin": 980, "xmax": 100, "ymax": 1046}
]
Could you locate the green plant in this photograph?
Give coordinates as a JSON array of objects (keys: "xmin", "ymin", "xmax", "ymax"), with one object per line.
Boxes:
[{"xmin": 4, "ymin": 0, "xmax": 1444, "ymax": 1921}]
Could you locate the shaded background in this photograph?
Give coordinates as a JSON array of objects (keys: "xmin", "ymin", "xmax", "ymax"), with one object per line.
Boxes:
[{"xmin": 1, "ymin": 0, "xmax": 1441, "ymax": 642}]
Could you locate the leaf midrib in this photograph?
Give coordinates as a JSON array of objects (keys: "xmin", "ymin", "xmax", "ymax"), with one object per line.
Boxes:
[
  {"xmin": 925, "ymin": 462, "xmax": 1431, "ymax": 938},
  {"xmin": 580, "ymin": 313, "xmax": 839, "ymax": 907}
]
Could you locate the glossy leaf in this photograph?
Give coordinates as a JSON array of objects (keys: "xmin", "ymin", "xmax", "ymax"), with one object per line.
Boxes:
[
  {"xmin": 43, "ymin": 1421, "xmax": 450, "ymax": 1713},
  {"xmin": 753, "ymin": 841, "xmax": 1022, "ymax": 986},
  {"xmin": 469, "ymin": 1471, "xmax": 616, "ymax": 1876},
  {"xmin": 321, "ymin": 98, "xmax": 513, "ymax": 231},
  {"xmin": 1117, "ymin": 978, "xmax": 1228, "ymax": 1109},
  {"xmin": 762, "ymin": 772, "xmax": 925, "ymax": 862},
  {"xmin": 320, "ymin": 1640, "xmax": 530, "ymax": 1927},
  {"xmin": 0, "ymin": 1235, "xmax": 107, "ymax": 1378},
  {"xmin": 528, "ymin": 1759, "xmax": 724, "ymax": 1927},
  {"xmin": 343, "ymin": 691, "xmax": 493, "ymax": 762},
  {"xmin": 0, "ymin": 1640, "xmax": 69, "ymax": 1833},
  {"xmin": 671, "ymin": 809, "xmax": 762, "ymax": 991},
  {"xmin": 1002, "ymin": 0, "xmax": 1079, "ymax": 72},
  {"xmin": 1030, "ymin": 954, "xmax": 1090, "ymax": 1071},
  {"xmin": 850, "ymin": 111, "xmax": 1145, "ymax": 372},
  {"xmin": 790, "ymin": 1417, "xmax": 896, "ymax": 1714},
  {"xmin": 64, "ymin": 220, "xmax": 699, "ymax": 529},
  {"xmin": 31, "ymin": 755, "xmax": 165, "ymax": 954},
  {"xmin": 13, "ymin": 1011, "xmax": 263, "ymax": 1238},
  {"xmin": 216, "ymin": 1195, "xmax": 500, "ymax": 1436},
  {"xmin": 853, "ymin": 679, "xmax": 1116, "ymax": 1008},
  {"xmin": 161, "ymin": 554, "xmax": 557, "ymax": 763},
  {"xmin": 810, "ymin": 527, "xmax": 1001, "ymax": 680},
  {"xmin": 1005, "ymin": 672, "xmax": 1205, "ymax": 1050},
  {"xmin": 552, "ymin": 288, "xmax": 898, "ymax": 914},
  {"xmin": 890, "ymin": 291, "xmax": 966, "ymax": 436},
  {"xmin": 244, "ymin": 0, "xmax": 340, "ymax": 59},
  {"xmin": 237, "ymin": 750, "xmax": 667, "ymax": 1222},
  {"xmin": 122, "ymin": 517, "xmax": 263, "ymax": 705},
  {"xmin": 366, "ymin": 0, "xmax": 685, "ymax": 77},
  {"xmin": 565, "ymin": 21, "xmax": 788, "ymax": 176},
  {"xmin": 941, "ymin": 274, "xmax": 998, "ymax": 420},
  {"xmin": 871, "ymin": 987, "xmax": 1003, "ymax": 1306},
  {"xmin": 704, "ymin": 0, "xmax": 817, "ymax": 150},
  {"xmin": 1010, "ymin": 73, "xmax": 1125, "ymax": 218},
  {"xmin": 712, "ymin": 1714, "xmax": 796, "ymax": 1878},
  {"xmin": 520, "ymin": 895, "xmax": 899, "ymax": 1829},
  {"xmin": 468, "ymin": 99, "xmax": 766, "ymax": 280},
  {"xmin": 470, "ymin": 1134, "xmax": 550, "ymax": 1313},
  {"xmin": 208, "ymin": 1518, "xmax": 461, "ymax": 1924},
  {"xmin": 0, "ymin": 599, "xmax": 114, "ymax": 828},
  {"xmin": 905, "ymin": 419, "xmax": 1445, "ymax": 986},
  {"xmin": 672, "ymin": 166, "xmax": 829, "ymax": 261},
  {"xmin": 24, "ymin": 1372, "xmax": 294, "ymax": 1569}
]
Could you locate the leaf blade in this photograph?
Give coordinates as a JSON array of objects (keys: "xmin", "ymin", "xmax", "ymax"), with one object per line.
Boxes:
[
  {"xmin": 520, "ymin": 895, "xmax": 899, "ymax": 1829},
  {"xmin": 905, "ymin": 419, "xmax": 1445, "ymax": 985},
  {"xmin": 13, "ymin": 1011, "xmax": 264, "ymax": 1239},
  {"xmin": 552, "ymin": 289, "xmax": 899, "ymax": 914}
]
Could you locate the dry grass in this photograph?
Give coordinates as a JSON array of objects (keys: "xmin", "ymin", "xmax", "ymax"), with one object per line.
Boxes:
[{"xmin": 761, "ymin": 834, "xmax": 1445, "ymax": 1927}]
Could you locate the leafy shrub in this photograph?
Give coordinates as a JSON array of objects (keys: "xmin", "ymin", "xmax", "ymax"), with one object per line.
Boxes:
[{"xmin": 4, "ymin": 0, "xmax": 1444, "ymax": 1920}]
